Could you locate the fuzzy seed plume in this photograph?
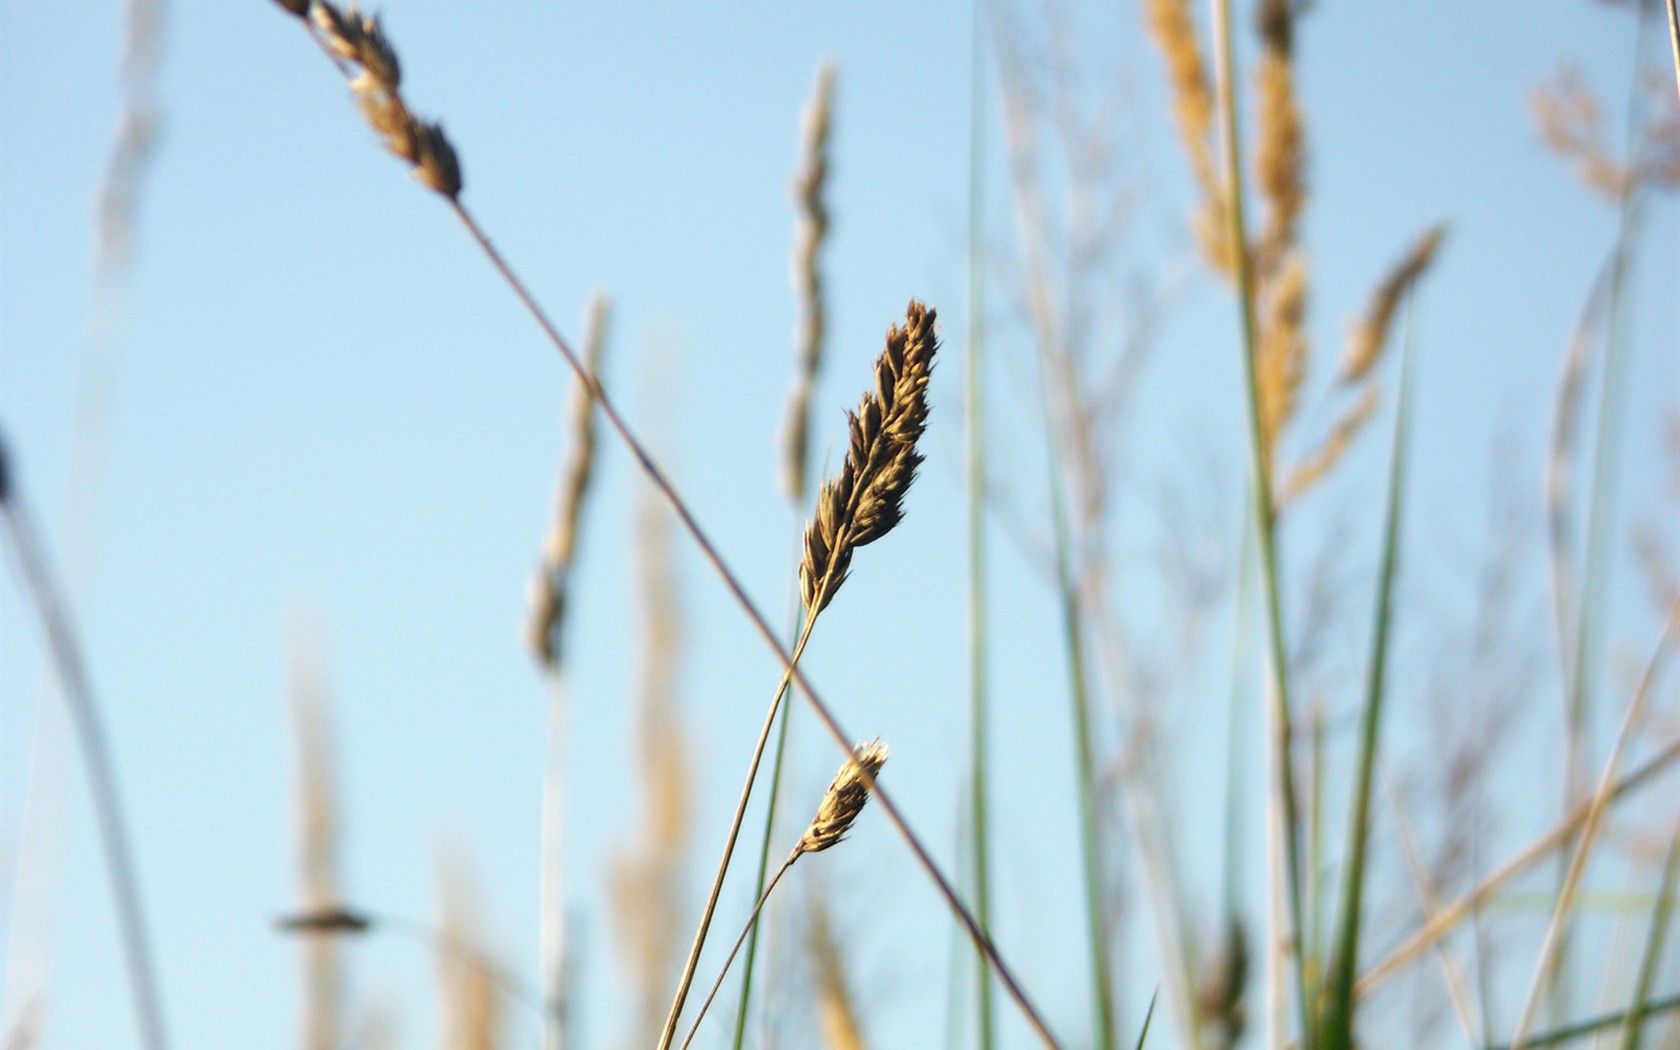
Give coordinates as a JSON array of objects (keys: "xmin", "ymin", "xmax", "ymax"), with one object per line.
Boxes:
[
  {"xmin": 1339, "ymin": 224, "xmax": 1446, "ymax": 384},
  {"xmin": 800, "ymin": 302, "xmax": 937, "ymax": 613},
  {"xmin": 798, "ymin": 741, "xmax": 888, "ymax": 856}
]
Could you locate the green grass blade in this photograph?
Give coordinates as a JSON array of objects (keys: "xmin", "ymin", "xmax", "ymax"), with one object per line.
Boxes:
[
  {"xmin": 1616, "ymin": 829, "xmax": 1680, "ymax": 1050},
  {"xmin": 1484, "ymin": 994, "xmax": 1680, "ymax": 1050},
  {"xmin": 1320, "ymin": 326, "xmax": 1414, "ymax": 1050},
  {"xmin": 1133, "ymin": 989, "xmax": 1159, "ymax": 1050},
  {"xmin": 1208, "ymin": 0, "xmax": 1311, "ymax": 1041},
  {"xmin": 965, "ymin": 5, "xmax": 995, "ymax": 1047},
  {"xmin": 728, "ymin": 666, "xmax": 798, "ymax": 1050}
]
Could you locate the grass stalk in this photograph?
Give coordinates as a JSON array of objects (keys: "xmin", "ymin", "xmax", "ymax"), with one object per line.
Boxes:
[
  {"xmin": 729, "ymin": 627, "xmax": 800, "ymax": 1050},
  {"xmin": 0, "ymin": 445, "xmax": 169, "ymax": 1050},
  {"xmin": 733, "ymin": 59, "xmax": 836, "ymax": 1047},
  {"xmin": 1207, "ymin": 0, "xmax": 1311, "ymax": 1042},
  {"xmin": 1320, "ymin": 335, "xmax": 1414, "ymax": 1049},
  {"xmin": 965, "ymin": 5, "xmax": 996, "ymax": 1047},
  {"xmin": 1134, "ymin": 989, "xmax": 1159, "ymax": 1050},
  {"xmin": 1046, "ymin": 436, "xmax": 1118, "ymax": 1049},
  {"xmin": 1667, "ymin": 0, "xmax": 1680, "ymax": 105},
  {"xmin": 1486, "ymin": 994, "xmax": 1680, "ymax": 1050},
  {"xmin": 680, "ymin": 743, "xmax": 887, "ymax": 1050}
]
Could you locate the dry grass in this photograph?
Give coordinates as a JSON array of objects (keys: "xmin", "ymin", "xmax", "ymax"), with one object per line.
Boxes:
[
  {"xmin": 781, "ymin": 63, "xmax": 837, "ymax": 506},
  {"xmin": 800, "ymin": 302, "xmax": 939, "ymax": 614},
  {"xmin": 525, "ymin": 293, "xmax": 611, "ymax": 670},
  {"xmin": 436, "ymin": 855, "xmax": 504, "ymax": 1050},
  {"xmin": 611, "ymin": 486, "xmax": 693, "ymax": 1050},
  {"xmin": 796, "ymin": 742, "xmax": 888, "ymax": 857},
  {"xmin": 808, "ymin": 896, "xmax": 869, "ymax": 1050},
  {"xmin": 296, "ymin": 0, "xmax": 461, "ymax": 198},
  {"xmin": 286, "ymin": 633, "xmax": 346, "ymax": 1050}
]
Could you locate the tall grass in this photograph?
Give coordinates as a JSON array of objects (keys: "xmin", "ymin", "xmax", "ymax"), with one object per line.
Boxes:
[{"xmin": 7, "ymin": 2, "xmax": 1680, "ymax": 1048}]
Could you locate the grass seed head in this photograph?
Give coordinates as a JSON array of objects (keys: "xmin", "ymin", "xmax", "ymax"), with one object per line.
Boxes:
[
  {"xmin": 800, "ymin": 302, "xmax": 937, "ymax": 613},
  {"xmin": 799, "ymin": 741, "xmax": 889, "ymax": 856}
]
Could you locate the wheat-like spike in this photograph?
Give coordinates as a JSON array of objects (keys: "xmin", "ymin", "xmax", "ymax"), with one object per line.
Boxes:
[
  {"xmin": 1339, "ymin": 224, "xmax": 1446, "ymax": 384},
  {"xmin": 525, "ymin": 294, "xmax": 611, "ymax": 670},
  {"xmin": 798, "ymin": 741, "xmax": 888, "ymax": 856},
  {"xmin": 800, "ymin": 303, "xmax": 937, "ymax": 613},
  {"xmin": 781, "ymin": 62, "xmax": 837, "ymax": 504},
  {"xmin": 296, "ymin": 1, "xmax": 463, "ymax": 198}
]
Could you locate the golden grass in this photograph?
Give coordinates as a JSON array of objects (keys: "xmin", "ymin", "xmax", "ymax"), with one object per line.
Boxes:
[
  {"xmin": 1339, "ymin": 225, "xmax": 1446, "ymax": 385},
  {"xmin": 612, "ymin": 486, "xmax": 693, "ymax": 1050},
  {"xmin": 808, "ymin": 896, "xmax": 869, "ymax": 1050},
  {"xmin": 436, "ymin": 854, "xmax": 503, "ymax": 1050}
]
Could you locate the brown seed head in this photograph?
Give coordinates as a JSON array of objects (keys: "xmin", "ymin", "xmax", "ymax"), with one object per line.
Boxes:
[
  {"xmin": 800, "ymin": 302, "xmax": 937, "ymax": 613},
  {"xmin": 798, "ymin": 741, "xmax": 888, "ymax": 856}
]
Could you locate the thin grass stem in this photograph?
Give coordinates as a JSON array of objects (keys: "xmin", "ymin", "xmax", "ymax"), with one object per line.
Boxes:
[
  {"xmin": 680, "ymin": 856, "xmax": 797, "ymax": 1050},
  {"xmin": 1046, "ymin": 434, "xmax": 1118, "ymax": 1050},
  {"xmin": 966, "ymin": 5, "xmax": 997, "ymax": 1047},
  {"xmin": 0, "ymin": 459, "xmax": 168, "ymax": 1050},
  {"xmin": 1320, "ymin": 334, "xmax": 1413, "ymax": 1049},
  {"xmin": 1208, "ymin": 0, "xmax": 1311, "ymax": 1042}
]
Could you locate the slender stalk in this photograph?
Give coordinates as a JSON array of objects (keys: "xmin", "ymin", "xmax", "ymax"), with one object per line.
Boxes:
[
  {"xmin": 729, "ymin": 615, "xmax": 801, "ymax": 1050},
  {"xmin": 1484, "ymin": 994, "xmax": 1680, "ymax": 1050},
  {"xmin": 1320, "ymin": 341, "xmax": 1413, "ymax": 1049},
  {"xmin": 539, "ymin": 672, "xmax": 570, "ymax": 1048},
  {"xmin": 681, "ymin": 856, "xmax": 798, "ymax": 1050},
  {"xmin": 0, "ymin": 477, "xmax": 168, "ymax": 1050},
  {"xmin": 1666, "ymin": 0, "xmax": 1680, "ymax": 106},
  {"xmin": 1551, "ymin": 13, "xmax": 1651, "ymax": 1014},
  {"xmin": 1207, "ymin": 0, "xmax": 1311, "ymax": 1043},
  {"xmin": 1046, "ymin": 445, "xmax": 1118, "ymax": 1049},
  {"xmin": 659, "ymin": 604, "xmax": 826, "ymax": 1050},
  {"xmin": 965, "ymin": 5, "xmax": 997, "ymax": 1047}
]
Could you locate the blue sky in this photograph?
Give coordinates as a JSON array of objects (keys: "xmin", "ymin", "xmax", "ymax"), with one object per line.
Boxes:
[{"xmin": 2, "ymin": 2, "xmax": 1677, "ymax": 1048}]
